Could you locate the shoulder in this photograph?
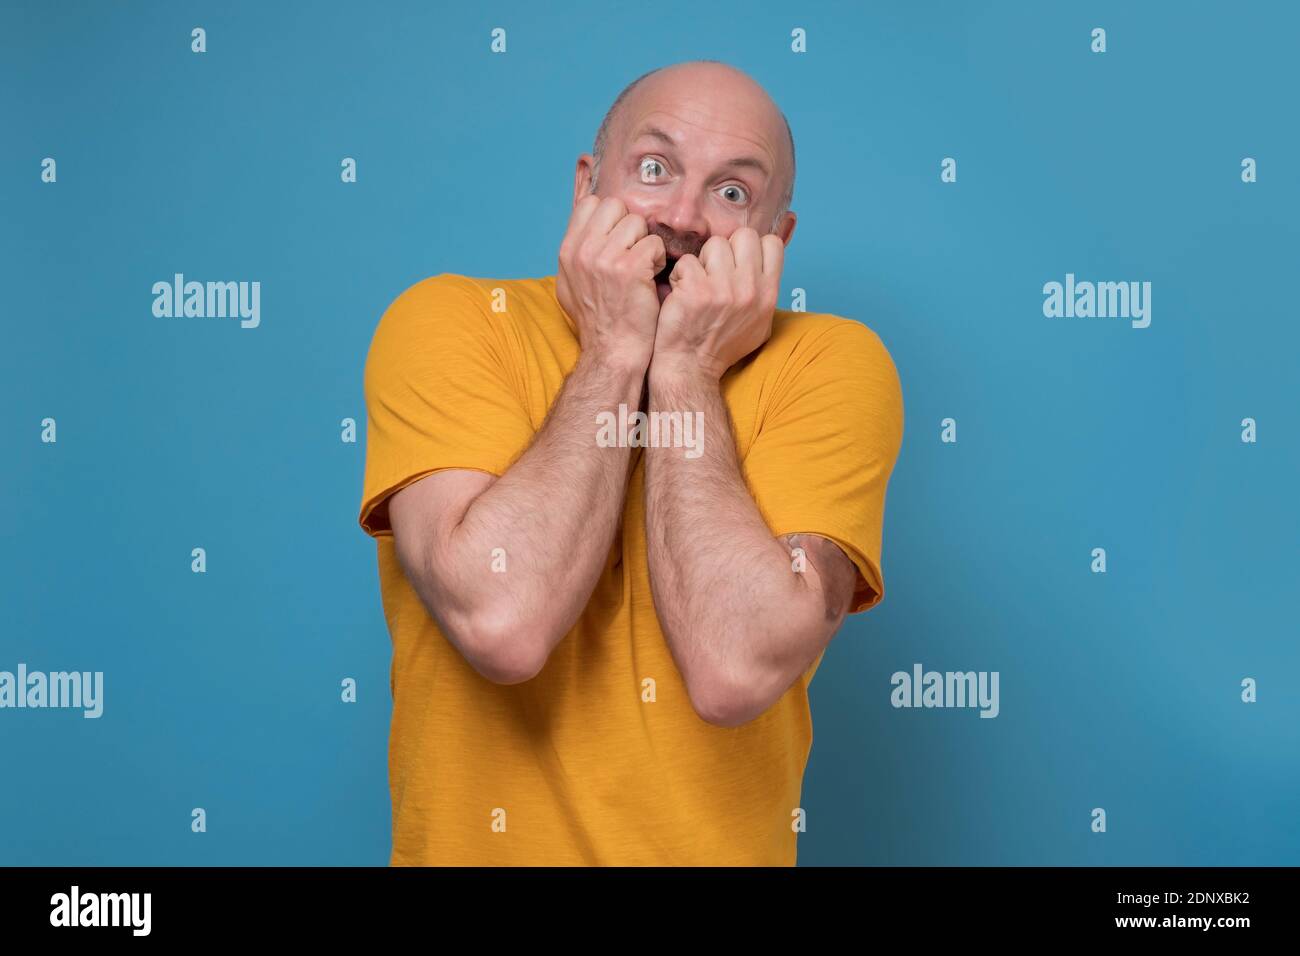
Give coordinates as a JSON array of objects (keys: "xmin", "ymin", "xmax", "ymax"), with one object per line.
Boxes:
[
  {"xmin": 766, "ymin": 309, "xmax": 901, "ymax": 387},
  {"xmin": 378, "ymin": 272, "xmax": 491, "ymax": 323},
  {"xmin": 364, "ymin": 273, "xmax": 511, "ymax": 385},
  {"xmin": 372, "ymin": 273, "xmax": 557, "ymax": 340},
  {"xmin": 757, "ymin": 309, "xmax": 904, "ymax": 446},
  {"xmin": 368, "ymin": 272, "xmax": 509, "ymax": 347}
]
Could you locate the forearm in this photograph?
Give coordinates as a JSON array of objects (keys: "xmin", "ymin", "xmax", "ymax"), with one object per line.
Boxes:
[
  {"xmin": 440, "ymin": 349, "xmax": 644, "ymax": 658},
  {"xmin": 643, "ymin": 362, "xmax": 822, "ymax": 717}
]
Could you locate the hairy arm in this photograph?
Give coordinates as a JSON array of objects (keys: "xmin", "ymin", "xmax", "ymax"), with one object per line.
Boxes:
[
  {"xmin": 390, "ymin": 351, "xmax": 644, "ymax": 685},
  {"xmin": 643, "ymin": 360, "xmax": 858, "ymax": 727},
  {"xmin": 385, "ymin": 195, "xmax": 666, "ymax": 686}
]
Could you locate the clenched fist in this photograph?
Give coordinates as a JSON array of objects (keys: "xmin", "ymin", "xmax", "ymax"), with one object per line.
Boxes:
[
  {"xmin": 652, "ymin": 226, "xmax": 784, "ymax": 382},
  {"xmin": 555, "ymin": 195, "xmax": 667, "ymax": 372}
]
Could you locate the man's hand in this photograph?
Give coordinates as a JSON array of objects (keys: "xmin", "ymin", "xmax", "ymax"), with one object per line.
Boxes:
[
  {"xmin": 652, "ymin": 226, "xmax": 784, "ymax": 382},
  {"xmin": 555, "ymin": 194, "xmax": 667, "ymax": 372}
]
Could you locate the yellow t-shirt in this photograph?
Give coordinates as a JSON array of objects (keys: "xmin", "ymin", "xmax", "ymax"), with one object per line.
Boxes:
[{"xmin": 358, "ymin": 272, "xmax": 904, "ymax": 866}]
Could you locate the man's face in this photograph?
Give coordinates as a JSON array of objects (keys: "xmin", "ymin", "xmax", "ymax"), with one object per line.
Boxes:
[{"xmin": 586, "ymin": 77, "xmax": 794, "ymax": 303}]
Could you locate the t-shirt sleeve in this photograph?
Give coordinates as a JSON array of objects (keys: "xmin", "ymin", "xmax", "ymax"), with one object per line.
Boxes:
[
  {"xmin": 740, "ymin": 318, "xmax": 905, "ymax": 613},
  {"xmin": 357, "ymin": 274, "xmax": 537, "ymax": 538}
]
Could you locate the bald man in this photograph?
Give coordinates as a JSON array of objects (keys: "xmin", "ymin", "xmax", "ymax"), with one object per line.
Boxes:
[{"xmin": 358, "ymin": 60, "xmax": 905, "ymax": 866}]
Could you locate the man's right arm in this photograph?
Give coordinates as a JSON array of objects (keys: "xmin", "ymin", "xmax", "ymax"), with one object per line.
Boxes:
[
  {"xmin": 384, "ymin": 195, "xmax": 667, "ymax": 686},
  {"xmin": 387, "ymin": 349, "xmax": 644, "ymax": 686}
]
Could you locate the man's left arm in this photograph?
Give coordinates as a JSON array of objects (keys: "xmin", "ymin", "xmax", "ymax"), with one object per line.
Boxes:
[
  {"xmin": 644, "ymin": 360, "xmax": 861, "ymax": 728},
  {"xmin": 644, "ymin": 227, "xmax": 904, "ymax": 727}
]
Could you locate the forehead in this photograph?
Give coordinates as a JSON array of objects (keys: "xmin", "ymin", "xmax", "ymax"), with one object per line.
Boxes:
[{"xmin": 616, "ymin": 80, "xmax": 785, "ymax": 172}]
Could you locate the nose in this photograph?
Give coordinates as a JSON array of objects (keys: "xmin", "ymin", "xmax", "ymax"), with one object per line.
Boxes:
[{"xmin": 648, "ymin": 183, "xmax": 711, "ymax": 247}]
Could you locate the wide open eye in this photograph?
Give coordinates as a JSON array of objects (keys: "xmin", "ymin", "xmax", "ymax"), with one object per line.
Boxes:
[
  {"xmin": 719, "ymin": 183, "xmax": 750, "ymax": 204},
  {"xmin": 639, "ymin": 157, "xmax": 666, "ymax": 183}
]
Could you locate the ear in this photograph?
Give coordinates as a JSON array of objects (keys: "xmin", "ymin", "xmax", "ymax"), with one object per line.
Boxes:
[
  {"xmin": 775, "ymin": 210, "xmax": 797, "ymax": 246},
  {"xmin": 573, "ymin": 154, "xmax": 596, "ymax": 208}
]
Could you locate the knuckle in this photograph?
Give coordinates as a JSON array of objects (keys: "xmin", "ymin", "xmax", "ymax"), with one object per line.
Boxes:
[{"xmin": 595, "ymin": 253, "xmax": 621, "ymax": 278}]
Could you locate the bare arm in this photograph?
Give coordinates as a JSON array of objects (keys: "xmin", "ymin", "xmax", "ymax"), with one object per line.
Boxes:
[
  {"xmin": 644, "ymin": 228, "xmax": 858, "ymax": 726},
  {"xmin": 643, "ymin": 360, "xmax": 858, "ymax": 727},
  {"xmin": 387, "ymin": 195, "xmax": 667, "ymax": 685},
  {"xmin": 390, "ymin": 351, "xmax": 644, "ymax": 685}
]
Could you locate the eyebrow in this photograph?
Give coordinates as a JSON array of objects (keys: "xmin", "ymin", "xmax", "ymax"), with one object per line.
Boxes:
[{"xmin": 629, "ymin": 124, "xmax": 771, "ymax": 180}]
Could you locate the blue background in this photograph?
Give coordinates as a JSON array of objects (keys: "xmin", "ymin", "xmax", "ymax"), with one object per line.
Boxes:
[{"xmin": 3, "ymin": 0, "xmax": 1296, "ymax": 865}]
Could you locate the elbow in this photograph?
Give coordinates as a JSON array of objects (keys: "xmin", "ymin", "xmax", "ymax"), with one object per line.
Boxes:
[
  {"xmin": 458, "ymin": 607, "xmax": 552, "ymax": 685},
  {"xmin": 404, "ymin": 542, "xmax": 556, "ymax": 685},
  {"xmin": 684, "ymin": 623, "xmax": 811, "ymax": 728},
  {"xmin": 686, "ymin": 665, "xmax": 763, "ymax": 729}
]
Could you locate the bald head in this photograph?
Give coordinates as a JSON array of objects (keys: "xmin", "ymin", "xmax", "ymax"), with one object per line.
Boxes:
[{"xmin": 588, "ymin": 60, "xmax": 796, "ymax": 233}]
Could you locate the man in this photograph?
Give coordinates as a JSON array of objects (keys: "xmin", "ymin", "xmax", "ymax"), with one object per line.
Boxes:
[{"xmin": 358, "ymin": 59, "xmax": 904, "ymax": 866}]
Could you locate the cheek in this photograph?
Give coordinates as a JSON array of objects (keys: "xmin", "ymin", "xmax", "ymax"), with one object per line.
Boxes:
[
  {"xmin": 617, "ymin": 190, "xmax": 658, "ymax": 220},
  {"xmin": 706, "ymin": 193, "xmax": 754, "ymax": 228},
  {"xmin": 704, "ymin": 209, "xmax": 749, "ymax": 238}
]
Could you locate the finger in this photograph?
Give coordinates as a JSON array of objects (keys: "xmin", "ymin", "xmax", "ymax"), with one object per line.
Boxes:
[
  {"xmin": 698, "ymin": 234, "xmax": 734, "ymax": 274},
  {"xmin": 729, "ymin": 227, "xmax": 763, "ymax": 277},
  {"xmin": 587, "ymin": 195, "xmax": 629, "ymax": 240},
  {"xmin": 631, "ymin": 233, "xmax": 666, "ymax": 277},
  {"xmin": 669, "ymin": 253, "xmax": 706, "ymax": 286},
  {"xmin": 567, "ymin": 193, "xmax": 602, "ymax": 238},
  {"xmin": 561, "ymin": 194, "xmax": 602, "ymax": 262},
  {"xmin": 760, "ymin": 234, "xmax": 785, "ymax": 279},
  {"xmin": 609, "ymin": 210, "xmax": 650, "ymax": 251}
]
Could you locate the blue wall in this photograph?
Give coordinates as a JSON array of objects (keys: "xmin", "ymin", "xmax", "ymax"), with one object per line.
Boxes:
[{"xmin": 3, "ymin": 0, "xmax": 1296, "ymax": 865}]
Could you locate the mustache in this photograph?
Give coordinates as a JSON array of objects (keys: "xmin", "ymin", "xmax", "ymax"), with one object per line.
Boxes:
[{"xmin": 651, "ymin": 228, "xmax": 704, "ymax": 263}]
